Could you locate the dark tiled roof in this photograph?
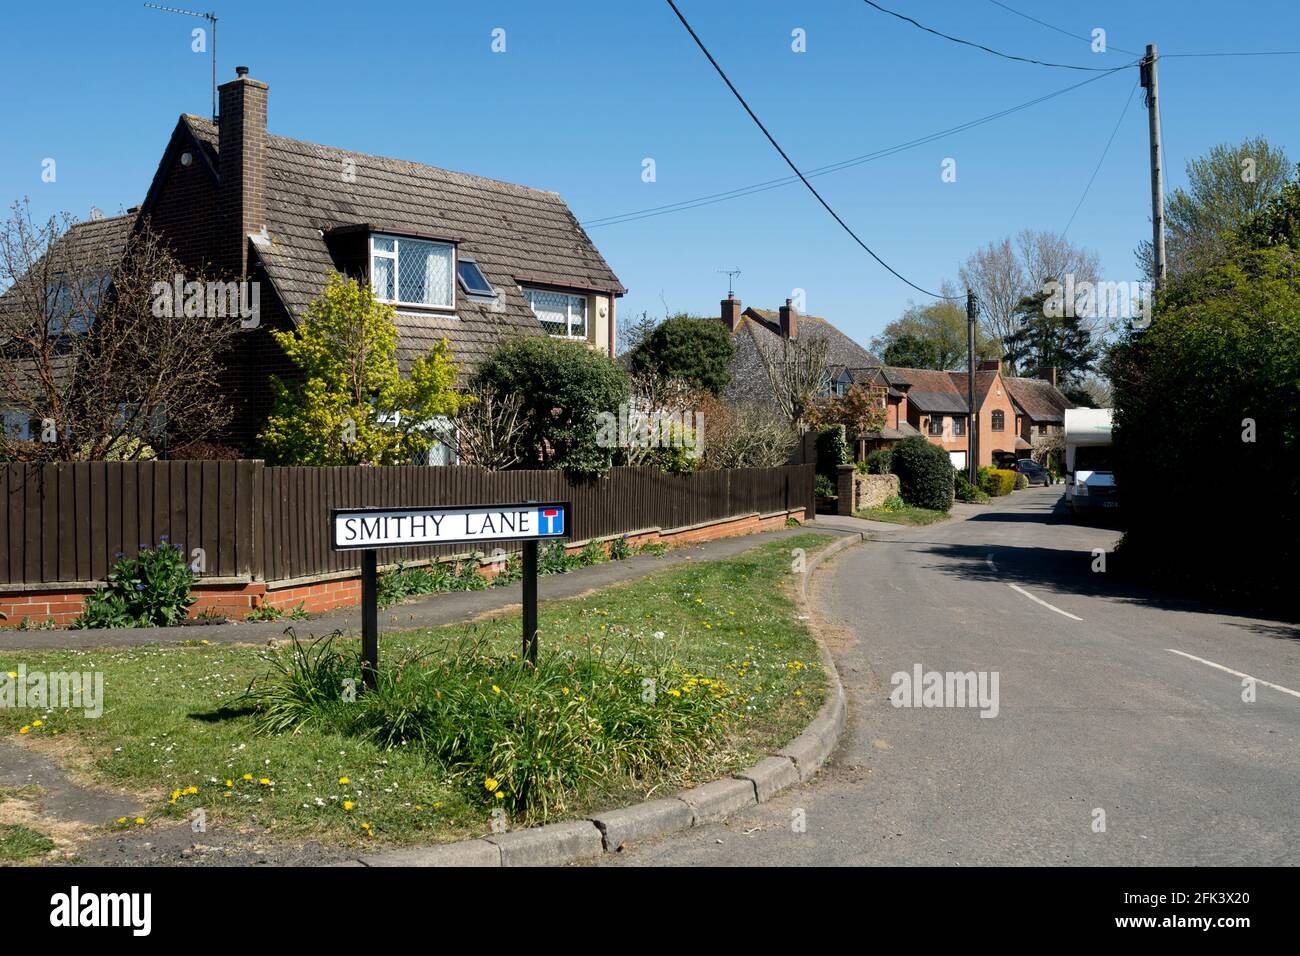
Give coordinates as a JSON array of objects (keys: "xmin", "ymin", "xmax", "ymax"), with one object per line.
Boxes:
[
  {"xmin": 882, "ymin": 366, "xmax": 971, "ymax": 413},
  {"xmin": 724, "ymin": 309, "xmax": 882, "ymax": 406},
  {"xmin": 182, "ymin": 115, "xmax": 623, "ymax": 370},
  {"xmin": 1004, "ymin": 376, "xmax": 1075, "ymax": 422}
]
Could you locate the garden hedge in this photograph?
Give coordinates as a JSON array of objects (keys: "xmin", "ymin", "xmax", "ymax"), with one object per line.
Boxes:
[
  {"xmin": 891, "ymin": 436, "xmax": 954, "ymax": 511},
  {"xmin": 980, "ymin": 468, "xmax": 1017, "ymax": 497}
]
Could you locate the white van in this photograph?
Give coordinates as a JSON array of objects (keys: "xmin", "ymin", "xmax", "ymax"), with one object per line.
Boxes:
[{"xmin": 1063, "ymin": 408, "xmax": 1117, "ymax": 515}]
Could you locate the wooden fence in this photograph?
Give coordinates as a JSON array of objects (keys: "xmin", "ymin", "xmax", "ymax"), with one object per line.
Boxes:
[{"xmin": 0, "ymin": 462, "xmax": 814, "ymax": 587}]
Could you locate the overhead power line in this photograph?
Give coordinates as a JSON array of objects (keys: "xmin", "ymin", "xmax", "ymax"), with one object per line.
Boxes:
[
  {"xmin": 1061, "ymin": 81, "xmax": 1141, "ymax": 238},
  {"xmin": 583, "ymin": 66, "xmax": 1129, "ymax": 229},
  {"xmin": 665, "ymin": 0, "xmax": 960, "ymax": 299},
  {"xmin": 984, "ymin": 0, "xmax": 1141, "ymax": 56},
  {"xmin": 859, "ymin": 0, "xmax": 1133, "ymax": 71}
]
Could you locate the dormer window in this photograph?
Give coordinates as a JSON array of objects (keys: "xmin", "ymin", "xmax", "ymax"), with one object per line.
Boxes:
[
  {"xmin": 524, "ymin": 287, "xmax": 588, "ymax": 339},
  {"xmin": 457, "ymin": 257, "xmax": 494, "ymax": 297},
  {"xmin": 369, "ymin": 234, "xmax": 454, "ymax": 310}
]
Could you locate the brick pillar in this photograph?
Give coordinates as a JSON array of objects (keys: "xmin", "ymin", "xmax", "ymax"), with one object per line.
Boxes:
[{"xmin": 837, "ymin": 463, "xmax": 855, "ymax": 516}]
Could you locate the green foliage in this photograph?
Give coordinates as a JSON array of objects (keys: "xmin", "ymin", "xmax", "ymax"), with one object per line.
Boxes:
[
  {"xmin": 608, "ymin": 535, "xmax": 633, "ymax": 561},
  {"xmin": 1137, "ymin": 138, "xmax": 1292, "ymax": 279},
  {"xmin": 814, "ymin": 426, "xmax": 851, "ymax": 479},
  {"xmin": 245, "ymin": 602, "xmax": 309, "ymax": 623},
  {"xmin": 1108, "ymin": 242, "xmax": 1300, "ymax": 613},
  {"xmin": 1002, "ymin": 289, "xmax": 1099, "ymax": 386},
  {"xmin": 954, "ymin": 470, "xmax": 990, "ymax": 503},
  {"xmin": 474, "ymin": 335, "xmax": 630, "ymax": 477},
  {"xmin": 979, "ymin": 468, "xmax": 1017, "ymax": 497},
  {"xmin": 1014, "ymin": 472, "xmax": 1029, "ymax": 491},
  {"xmin": 240, "ymin": 631, "xmax": 739, "ymax": 823},
  {"xmin": 0, "ymin": 824, "xmax": 56, "ymax": 862},
  {"xmin": 871, "ymin": 299, "xmax": 1000, "ymax": 370},
  {"xmin": 629, "ymin": 314, "xmax": 734, "ymax": 395},
  {"xmin": 891, "ymin": 436, "xmax": 954, "ymax": 512},
  {"xmin": 259, "ymin": 273, "xmax": 467, "ymax": 465},
  {"xmin": 865, "ymin": 448, "xmax": 893, "ymax": 475},
  {"xmin": 75, "ymin": 538, "xmax": 196, "ymax": 628},
  {"xmin": 579, "ymin": 540, "xmax": 608, "ymax": 566},
  {"xmin": 881, "ymin": 494, "xmax": 905, "ymax": 511},
  {"xmin": 1235, "ymin": 163, "xmax": 1300, "ymax": 251},
  {"xmin": 813, "ymin": 474, "xmax": 836, "ymax": 499}
]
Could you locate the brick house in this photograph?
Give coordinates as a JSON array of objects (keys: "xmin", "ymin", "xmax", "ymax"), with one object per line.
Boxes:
[
  {"xmin": 1003, "ymin": 367, "xmax": 1076, "ymax": 450},
  {"xmin": 20, "ymin": 66, "xmax": 625, "ymax": 455}
]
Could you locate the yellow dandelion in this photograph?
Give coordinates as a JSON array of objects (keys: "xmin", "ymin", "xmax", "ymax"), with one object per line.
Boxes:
[
  {"xmin": 225, "ymin": 780, "xmax": 233, "ymax": 788},
  {"xmin": 495, "ymin": 791, "xmax": 505, "ymax": 800},
  {"xmin": 18, "ymin": 726, "xmax": 30, "ymax": 734},
  {"xmin": 259, "ymin": 778, "xmax": 271, "ymax": 786},
  {"xmin": 491, "ymin": 685, "xmax": 502, "ymax": 695},
  {"xmin": 343, "ymin": 801, "xmax": 354, "ymax": 811},
  {"xmin": 115, "ymin": 817, "xmax": 128, "ymax": 825},
  {"xmin": 338, "ymin": 777, "xmax": 350, "ymax": 785},
  {"xmin": 32, "ymin": 719, "xmax": 43, "ymax": 727},
  {"xmin": 484, "ymin": 777, "xmax": 499, "ymax": 791},
  {"xmin": 242, "ymin": 773, "xmax": 253, "ymax": 781},
  {"xmin": 134, "ymin": 817, "xmax": 145, "ymax": 825}
]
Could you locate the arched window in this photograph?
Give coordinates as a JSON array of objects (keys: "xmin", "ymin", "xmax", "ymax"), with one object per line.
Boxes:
[{"xmin": 991, "ymin": 409, "xmax": 1005, "ymax": 431}]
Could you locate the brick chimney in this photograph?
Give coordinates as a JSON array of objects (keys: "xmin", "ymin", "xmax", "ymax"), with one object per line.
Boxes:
[
  {"xmin": 779, "ymin": 298, "xmax": 798, "ymax": 339},
  {"xmin": 979, "ymin": 358, "xmax": 1001, "ymax": 373},
  {"xmin": 1038, "ymin": 366, "xmax": 1058, "ymax": 387},
  {"xmin": 217, "ymin": 66, "xmax": 268, "ymax": 277},
  {"xmin": 720, "ymin": 294, "xmax": 741, "ymax": 332}
]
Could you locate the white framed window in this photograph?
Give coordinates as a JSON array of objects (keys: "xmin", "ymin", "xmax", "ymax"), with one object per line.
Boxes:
[
  {"xmin": 369, "ymin": 234, "xmax": 455, "ymax": 310},
  {"xmin": 524, "ymin": 287, "xmax": 588, "ymax": 339}
]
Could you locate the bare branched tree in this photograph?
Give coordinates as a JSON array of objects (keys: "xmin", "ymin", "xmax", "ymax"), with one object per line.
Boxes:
[
  {"xmin": 451, "ymin": 385, "xmax": 527, "ymax": 470},
  {"xmin": 697, "ymin": 395, "xmax": 797, "ymax": 469},
  {"xmin": 757, "ymin": 335, "xmax": 830, "ymax": 431},
  {"xmin": 620, "ymin": 371, "xmax": 697, "ymax": 467},
  {"xmin": 0, "ymin": 199, "xmax": 241, "ymax": 461}
]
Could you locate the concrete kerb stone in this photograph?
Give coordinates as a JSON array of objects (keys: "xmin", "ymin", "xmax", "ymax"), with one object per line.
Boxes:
[
  {"xmin": 590, "ymin": 797, "xmax": 696, "ymax": 851},
  {"xmin": 350, "ymin": 527, "xmax": 862, "ymax": 866},
  {"xmin": 484, "ymin": 820, "xmax": 604, "ymax": 867}
]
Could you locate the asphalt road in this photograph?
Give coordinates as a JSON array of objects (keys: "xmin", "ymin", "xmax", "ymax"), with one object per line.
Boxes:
[{"xmin": 603, "ymin": 487, "xmax": 1300, "ymax": 866}]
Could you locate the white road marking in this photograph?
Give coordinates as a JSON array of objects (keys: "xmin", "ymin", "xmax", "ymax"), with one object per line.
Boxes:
[
  {"xmin": 1007, "ymin": 583, "xmax": 1083, "ymax": 621},
  {"xmin": 1165, "ymin": 648, "xmax": 1300, "ymax": 700}
]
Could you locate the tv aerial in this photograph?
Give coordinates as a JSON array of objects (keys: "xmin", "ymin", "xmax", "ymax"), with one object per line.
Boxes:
[{"xmin": 143, "ymin": 4, "xmax": 219, "ymax": 122}]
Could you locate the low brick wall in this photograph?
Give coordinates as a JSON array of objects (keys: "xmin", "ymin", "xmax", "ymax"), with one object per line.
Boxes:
[{"xmin": 0, "ymin": 508, "xmax": 806, "ymax": 626}]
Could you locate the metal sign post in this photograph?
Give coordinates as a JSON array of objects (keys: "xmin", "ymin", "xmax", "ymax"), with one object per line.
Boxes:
[{"xmin": 330, "ymin": 501, "xmax": 570, "ymax": 684}]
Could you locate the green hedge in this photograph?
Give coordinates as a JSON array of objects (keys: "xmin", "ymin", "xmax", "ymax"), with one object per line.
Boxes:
[
  {"xmin": 979, "ymin": 468, "xmax": 1017, "ymax": 497},
  {"xmin": 891, "ymin": 436, "xmax": 953, "ymax": 511},
  {"xmin": 865, "ymin": 448, "xmax": 893, "ymax": 475}
]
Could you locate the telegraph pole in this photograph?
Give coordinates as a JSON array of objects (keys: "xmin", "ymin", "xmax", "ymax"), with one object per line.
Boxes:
[
  {"xmin": 1140, "ymin": 44, "xmax": 1166, "ymax": 291},
  {"xmin": 966, "ymin": 289, "xmax": 978, "ymax": 485}
]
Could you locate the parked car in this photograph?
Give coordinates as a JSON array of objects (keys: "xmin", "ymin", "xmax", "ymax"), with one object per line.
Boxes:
[{"xmin": 1014, "ymin": 459, "xmax": 1050, "ymax": 486}]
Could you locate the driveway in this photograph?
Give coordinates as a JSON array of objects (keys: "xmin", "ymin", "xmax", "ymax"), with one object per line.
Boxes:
[{"xmin": 602, "ymin": 486, "xmax": 1300, "ymax": 865}]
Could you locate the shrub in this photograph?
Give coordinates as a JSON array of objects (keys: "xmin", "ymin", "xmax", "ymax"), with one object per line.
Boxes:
[
  {"xmin": 881, "ymin": 494, "xmax": 905, "ymax": 511},
  {"xmin": 814, "ymin": 426, "xmax": 851, "ymax": 480},
  {"xmin": 954, "ymin": 470, "xmax": 990, "ymax": 503},
  {"xmin": 74, "ymin": 538, "xmax": 196, "ymax": 628},
  {"xmin": 628, "ymin": 314, "xmax": 735, "ymax": 395},
  {"xmin": 578, "ymin": 540, "xmax": 608, "ymax": 566},
  {"xmin": 170, "ymin": 440, "xmax": 245, "ymax": 461},
  {"xmin": 608, "ymin": 536, "xmax": 633, "ymax": 561},
  {"xmin": 1015, "ymin": 472, "xmax": 1029, "ymax": 490},
  {"xmin": 814, "ymin": 474, "xmax": 837, "ymax": 499},
  {"xmin": 473, "ymin": 336, "xmax": 631, "ymax": 477},
  {"xmin": 979, "ymin": 468, "xmax": 1017, "ymax": 497},
  {"xmin": 865, "ymin": 448, "xmax": 893, "ymax": 475},
  {"xmin": 891, "ymin": 436, "xmax": 954, "ymax": 511}
]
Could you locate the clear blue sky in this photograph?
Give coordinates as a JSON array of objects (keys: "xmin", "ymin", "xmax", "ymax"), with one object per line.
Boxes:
[{"xmin": 2, "ymin": 0, "xmax": 1297, "ymax": 348}]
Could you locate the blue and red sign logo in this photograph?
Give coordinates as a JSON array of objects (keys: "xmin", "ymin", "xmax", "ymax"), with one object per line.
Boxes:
[{"xmin": 537, "ymin": 507, "xmax": 564, "ymax": 536}]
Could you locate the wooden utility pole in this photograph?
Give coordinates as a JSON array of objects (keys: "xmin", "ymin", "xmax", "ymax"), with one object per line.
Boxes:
[
  {"xmin": 966, "ymin": 289, "xmax": 978, "ymax": 484},
  {"xmin": 1140, "ymin": 44, "xmax": 1166, "ymax": 290}
]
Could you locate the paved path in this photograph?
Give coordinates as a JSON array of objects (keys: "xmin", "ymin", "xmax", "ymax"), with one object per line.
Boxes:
[
  {"xmin": 603, "ymin": 487, "xmax": 1300, "ymax": 866},
  {"xmin": 0, "ymin": 526, "xmax": 835, "ymax": 650}
]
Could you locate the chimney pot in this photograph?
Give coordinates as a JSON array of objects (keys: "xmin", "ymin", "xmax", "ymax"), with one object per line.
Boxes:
[{"xmin": 235, "ymin": 66, "xmax": 249, "ymax": 78}]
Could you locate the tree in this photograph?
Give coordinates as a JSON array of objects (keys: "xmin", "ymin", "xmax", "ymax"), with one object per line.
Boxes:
[
  {"xmin": 0, "ymin": 201, "xmax": 241, "ymax": 461},
  {"xmin": 451, "ymin": 385, "xmax": 526, "ymax": 470},
  {"xmin": 1234, "ymin": 162, "xmax": 1300, "ymax": 251},
  {"xmin": 757, "ymin": 334, "xmax": 829, "ymax": 431},
  {"xmin": 805, "ymin": 384, "xmax": 887, "ymax": 439},
  {"xmin": 871, "ymin": 289, "xmax": 999, "ymax": 370},
  {"xmin": 881, "ymin": 334, "xmax": 940, "ymax": 369},
  {"xmin": 258, "ymin": 273, "xmax": 466, "ymax": 465},
  {"xmin": 473, "ymin": 335, "xmax": 630, "ymax": 477},
  {"xmin": 696, "ymin": 395, "xmax": 797, "ymax": 469},
  {"xmin": 1001, "ymin": 289, "xmax": 1099, "ymax": 387},
  {"xmin": 616, "ymin": 309, "xmax": 659, "ymax": 357},
  {"xmin": 1135, "ymin": 137, "xmax": 1291, "ymax": 279},
  {"xmin": 628, "ymin": 313, "xmax": 734, "ymax": 395},
  {"xmin": 960, "ymin": 230, "xmax": 1101, "ymax": 370}
]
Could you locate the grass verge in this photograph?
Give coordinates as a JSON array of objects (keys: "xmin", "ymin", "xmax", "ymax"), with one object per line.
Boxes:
[
  {"xmin": 855, "ymin": 505, "xmax": 950, "ymax": 526},
  {"xmin": 0, "ymin": 532, "xmax": 832, "ymax": 848},
  {"xmin": 0, "ymin": 824, "xmax": 55, "ymax": 862}
]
